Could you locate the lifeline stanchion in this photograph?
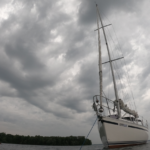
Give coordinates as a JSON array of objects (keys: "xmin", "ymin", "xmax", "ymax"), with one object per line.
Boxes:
[{"xmin": 79, "ymin": 117, "xmax": 98, "ymax": 150}]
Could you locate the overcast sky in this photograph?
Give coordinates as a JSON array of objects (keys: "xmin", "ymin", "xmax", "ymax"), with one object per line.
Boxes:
[{"xmin": 0, "ymin": 0, "xmax": 150, "ymax": 144}]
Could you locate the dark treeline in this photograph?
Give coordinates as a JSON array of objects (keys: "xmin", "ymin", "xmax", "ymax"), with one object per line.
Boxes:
[{"xmin": 0, "ymin": 133, "xmax": 92, "ymax": 145}]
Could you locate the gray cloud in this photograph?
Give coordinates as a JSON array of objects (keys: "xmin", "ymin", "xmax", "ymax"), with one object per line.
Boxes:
[{"xmin": 0, "ymin": 0, "xmax": 149, "ymax": 144}]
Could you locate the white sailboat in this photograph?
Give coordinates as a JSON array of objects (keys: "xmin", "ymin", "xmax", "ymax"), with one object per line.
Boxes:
[{"xmin": 92, "ymin": 4, "xmax": 149, "ymax": 148}]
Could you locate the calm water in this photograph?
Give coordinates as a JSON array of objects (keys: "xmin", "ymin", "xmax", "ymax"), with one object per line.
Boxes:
[{"xmin": 0, "ymin": 143, "xmax": 150, "ymax": 150}]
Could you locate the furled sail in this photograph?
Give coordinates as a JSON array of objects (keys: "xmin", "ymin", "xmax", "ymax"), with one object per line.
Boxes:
[{"xmin": 114, "ymin": 99, "xmax": 139, "ymax": 118}]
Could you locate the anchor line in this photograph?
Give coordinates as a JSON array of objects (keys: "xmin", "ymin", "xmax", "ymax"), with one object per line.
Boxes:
[{"xmin": 79, "ymin": 117, "xmax": 98, "ymax": 150}]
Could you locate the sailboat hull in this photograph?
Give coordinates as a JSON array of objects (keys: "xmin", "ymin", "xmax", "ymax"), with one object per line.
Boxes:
[{"xmin": 98, "ymin": 116, "xmax": 148, "ymax": 148}]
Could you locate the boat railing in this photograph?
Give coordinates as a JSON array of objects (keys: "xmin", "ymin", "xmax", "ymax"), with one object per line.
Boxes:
[
  {"xmin": 93, "ymin": 95, "xmax": 118, "ymax": 116},
  {"xmin": 138, "ymin": 115, "xmax": 148, "ymax": 128},
  {"xmin": 93, "ymin": 95, "xmax": 148, "ymax": 128}
]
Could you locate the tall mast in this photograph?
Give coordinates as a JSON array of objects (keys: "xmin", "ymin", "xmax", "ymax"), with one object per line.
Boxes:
[
  {"xmin": 96, "ymin": 7, "xmax": 103, "ymax": 111},
  {"xmin": 96, "ymin": 4, "xmax": 121, "ymax": 118}
]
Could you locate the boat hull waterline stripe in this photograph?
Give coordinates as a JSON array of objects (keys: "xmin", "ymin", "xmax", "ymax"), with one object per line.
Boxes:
[
  {"xmin": 108, "ymin": 142, "xmax": 146, "ymax": 148},
  {"xmin": 108, "ymin": 140, "xmax": 147, "ymax": 145},
  {"xmin": 101, "ymin": 120, "xmax": 148, "ymax": 131}
]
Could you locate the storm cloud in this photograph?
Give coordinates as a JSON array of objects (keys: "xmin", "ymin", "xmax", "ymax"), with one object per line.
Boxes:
[{"xmin": 0, "ymin": 0, "xmax": 149, "ymax": 144}]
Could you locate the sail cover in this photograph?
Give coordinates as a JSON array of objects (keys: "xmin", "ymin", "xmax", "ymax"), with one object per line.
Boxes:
[{"xmin": 114, "ymin": 99, "xmax": 139, "ymax": 118}]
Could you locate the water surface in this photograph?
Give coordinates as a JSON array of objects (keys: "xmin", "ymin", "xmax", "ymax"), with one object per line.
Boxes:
[{"xmin": 0, "ymin": 142, "xmax": 150, "ymax": 150}]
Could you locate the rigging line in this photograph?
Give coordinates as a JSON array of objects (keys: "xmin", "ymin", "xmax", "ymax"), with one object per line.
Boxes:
[
  {"xmin": 102, "ymin": 90, "xmax": 112, "ymax": 115},
  {"xmin": 112, "ymin": 58, "xmax": 130, "ymax": 106},
  {"xmin": 111, "ymin": 53, "xmax": 122, "ymax": 99},
  {"xmin": 101, "ymin": 13, "xmax": 137, "ymax": 111},
  {"xmin": 114, "ymin": 55, "xmax": 134, "ymax": 102},
  {"xmin": 110, "ymin": 47, "xmax": 124, "ymax": 100},
  {"xmin": 124, "ymin": 93, "xmax": 134, "ymax": 110},
  {"xmin": 121, "ymin": 59, "xmax": 137, "ymax": 110},
  {"xmin": 105, "ymin": 29, "xmax": 135, "ymax": 111},
  {"xmin": 117, "ymin": 59, "xmax": 135, "ymax": 109},
  {"xmin": 102, "ymin": 90, "xmax": 107, "ymax": 99},
  {"xmin": 79, "ymin": 117, "xmax": 98, "ymax": 150},
  {"xmin": 112, "ymin": 58, "xmax": 131, "ymax": 108},
  {"xmin": 104, "ymin": 23, "xmax": 134, "ymax": 109},
  {"xmin": 100, "ymin": 14, "xmax": 135, "ymax": 112},
  {"xmin": 102, "ymin": 60, "xmax": 111, "ymax": 99},
  {"xmin": 102, "ymin": 63, "xmax": 111, "ymax": 101},
  {"xmin": 111, "ymin": 56, "xmax": 130, "ymax": 108},
  {"xmin": 102, "ymin": 29, "xmax": 118, "ymax": 87},
  {"xmin": 105, "ymin": 27, "xmax": 127, "ymax": 101},
  {"xmin": 96, "ymin": 8, "xmax": 137, "ymax": 115},
  {"xmin": 112, "ymin": 30, "xmax": 137, "ymax": 111},
  {"xmin": 102, "ymin": 22, "xmax": 123, "ymax": 95},
  {"xmin": 110, "ymin": 23, "xmax": 137, "ymax": 111},
  {"xmin": 111, "ymin": 50, "xmax": 132, "ymax": 107},
  {"xmin": 109, "ymin": 52, "xmax": 123, "ymax": 100},
  {"xmin": 105, "ymin": 25, "xmax": 132, "ymax": 101}
]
